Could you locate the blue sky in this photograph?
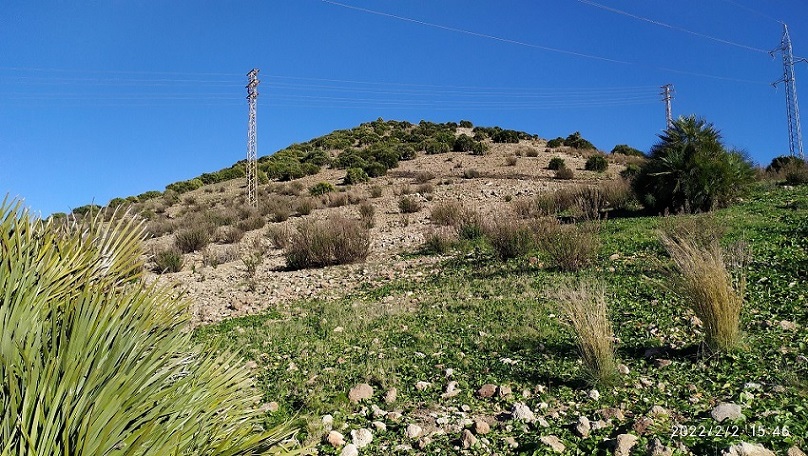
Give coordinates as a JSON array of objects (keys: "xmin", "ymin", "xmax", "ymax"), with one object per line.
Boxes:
[{"xmin": 2, "ymin": 1, "xmax": 807, "ymax": 216}]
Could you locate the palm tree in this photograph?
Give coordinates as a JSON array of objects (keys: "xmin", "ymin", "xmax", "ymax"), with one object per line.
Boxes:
[{"xmin": 633, "ymin": 115, "xmax": 754, "ymax": 213}]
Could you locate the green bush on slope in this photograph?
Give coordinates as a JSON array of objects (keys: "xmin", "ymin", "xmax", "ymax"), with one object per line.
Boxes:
[{"xmin": 0, "ymin": 200, "xmax": 300, "ymax": 456}]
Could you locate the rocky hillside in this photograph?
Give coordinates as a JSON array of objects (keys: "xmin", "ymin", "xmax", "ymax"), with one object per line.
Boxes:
[{"xmin": 99, "ymin": 119, "xmax": 640, "ymax": 326}]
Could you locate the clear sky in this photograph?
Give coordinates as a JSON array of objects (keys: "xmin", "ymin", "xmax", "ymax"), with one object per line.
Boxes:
[{"xmin": 2, "ymin": 1, "xmax": 807, "ymax": 216}]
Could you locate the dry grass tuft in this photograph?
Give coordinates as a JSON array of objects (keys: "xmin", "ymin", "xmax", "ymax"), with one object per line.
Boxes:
[
  {"xmin": 547, "ymin": 278, "xmax": 618, "ymax": 386},
  {"xmin": 659, "ymin": 226, "xmax": 747, "ymax": 352},
  {"xmin": 483, "ymin": 218, "xmax": 537, "ymax": 260},
  {"xmin": 538, "ymin": 221, "xmax": 600, "ymax": 272},
  {"xmin": 285, "ymin": 217, "xmax": 370, "ymax": 270}
]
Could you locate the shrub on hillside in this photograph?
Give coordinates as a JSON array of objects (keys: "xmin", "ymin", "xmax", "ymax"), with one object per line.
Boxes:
[
  {"xmin": 470, "ymin": 141, "xmax": 490, "ymax": 156},
  {"xmin": 546, "ymin": 137, "xmax": 564, "ymax": 148},
  {"xmin": 459, "ymin": 119, "xmax": 474, "ymax": 128},
  {"xmin": 548, "ymin": 157, "xmax": 566, "ymax": 170},
  {"xmin": 0, "ymin": 201, "xmax": 297, "ymax": 455},
  {"xmin": 484, "ymin": 218, "xmax": 537, "ymax": 260},
  {"xmin": 554, "ymin": 166, "xmax": 575, "ymax": 180},
  {"xmin": 422, "ymin": 228, "xmax": 457, "ymax": 254},
  {"xmin": 398, "ymin": 196, "xmax": 422, "ymax": 214},
  {"xmin": 585, "ymin": 154, "xmax": 609, "ymax": 172},
  {"xmin": 358, "ymin": 201, "xmax": 375, "ymax": 228},
  {"xmin": 430, "ymin": 201, "xmax": 464, "ymax": 226},
  {"xmin": 611, "ymin": 144, "xmax": 645, "ymax": 157},
  {"xmin": 766, "ymin": 155, "xmax": 803, "ymax": 174},
  {"xmin": 463, "ymin": 168, "xmax": 481, "ymax": 179},
  {"xmin": 166, "ymin": 178, "xmax": 204, "ymax": 194},
  {"xmin": 784, "ymin": 161, "xmax": 808, "ymax": 185},
  {"xmin": 295, "ymin": 198, "xmax": 316, "ymax": 215},
  {"xmin": 344, "ymin": 167, "xmax": 370, "ymax": 185},
  {"xmin": 369, "ymin": 185, "xmax": 383, "ymax": 198},
  {"xmin": 505, "ymin": 155, "xmax": 518, "ymax": 166},
  {"xmin": 285, "ymin": 217, "xmax": 370, "ymax": 269},
  {"xmin": 492, "ymin": 129, "xmax": 521, "ymax": 143},
  {"xmin": 175, "ymin": 225, "xmax": 212, "ymax": 253},
  {"xmin": 153, "ymin": 247, "xmax": 184, "ymax": 273},
  {"xmin": 633, "ymin": 115, "xmax": 755, "ymax": 213},
  {"xmin": 309, "ymin": 182, "xmax": 335, "ymax": 196},
  {"xmin": 425, "ymin": 141, "xmax": 451, "ymax": 155},
  {"xmin": 453, "ymin": 134, "xmax": 476, "ymax": 152},
  {"xmin": 564, "ymin": 132, "xmax": 596, "ymax": 150}
]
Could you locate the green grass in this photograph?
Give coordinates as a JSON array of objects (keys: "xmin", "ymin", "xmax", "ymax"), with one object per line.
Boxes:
[{"xmin": 195, "ymin": 183, "xmax": 808, "ymax": 454}]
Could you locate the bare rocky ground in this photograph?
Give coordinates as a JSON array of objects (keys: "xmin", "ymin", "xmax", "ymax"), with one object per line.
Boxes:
[{"xmin": 143, "ymin": 135, "xmax": 629, "ymax": 327}]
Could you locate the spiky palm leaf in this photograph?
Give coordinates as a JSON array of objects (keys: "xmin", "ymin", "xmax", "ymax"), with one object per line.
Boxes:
[{"xmin": 0, "ymin": 199, "xmax": 302, "ymax": 456}]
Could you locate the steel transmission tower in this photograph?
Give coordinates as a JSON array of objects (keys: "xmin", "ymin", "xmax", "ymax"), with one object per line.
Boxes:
[
  {"xmin": 660, "ymin": 84, "xmax": 674, "ymax": 129},
  {"xmin": 245, "ymin": 68, "xmax": 260, "ymax": 206},
  {"xmin": 771, "ymin": 24, "xmax": 806, "ymax": 159}
]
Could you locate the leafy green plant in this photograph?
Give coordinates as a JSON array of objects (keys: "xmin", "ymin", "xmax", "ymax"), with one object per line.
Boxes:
[
  {"xmin": 546, "ymin": 137, "xmax": 564, "ymax": 148},
  {"xmin": 548, "ymin": 157, "xmax": 566, "ymax": 170},
  {"xmin": 548, "ymin": 278, "xmax": 619, "ymax": 386},
  {"xmin": 585, "ymin": 154, "xmax": 608, "ymax": 172},
  {"xmin": 0, "ymin": 201, "xmax": 300, "ymax": 455},
  {"xmin": 453, "ymin": 134, "xmax": 476, "ymax": 152},
  {"xmin": 632, "ymin": 115, "xmax": 755, "ymax": 213}
]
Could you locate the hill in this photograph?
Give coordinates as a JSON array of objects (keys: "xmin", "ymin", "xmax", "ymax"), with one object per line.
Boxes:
[{"xmin": 105, "ymin": 119, "xmax": 637, "ymax": 324}]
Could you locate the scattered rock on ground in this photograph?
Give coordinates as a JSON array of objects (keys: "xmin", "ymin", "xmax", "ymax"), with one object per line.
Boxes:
[
  {"xmin": 442, "ymin": 381, "xmax": 461, "ymax": 398},
  {"xmin": 649, "ymin": 438, "xmax": 673, "ymax": 456},
  {"xmin": 497, "ymin": 385, "xmax": 513, "ymax": 397},
  {"xmin": 618, "ymin": 364, "xmax": 630, "ymax": 375},
  {"xmin": 348, "ymin": 383, "xmax": 374, "ymax": 403},
  {"xmin": 788, "ymin": 446, "xmax": 807, "ymax": 456},
  {"xmin": 540, "ymin": 435, "xmax": 566, "ymax": 453},
  {"xmin": 711, "ymin": 403, "xmax": 743, "ymax": 422},
  {"xmin": 477, "ymin": 384, "xmax": 497, "ymax": 398},
  {"xmin": 725, "ymin": 442, "xmax": 776, "ymax": 456},
  {"xmin": 614, "ymin": 434, "xmax": 638, "ymax": 456},
  {"xmin": 575, "ymin": 416, "xmax": 591, "ymax": 438},
  {"xmin": 504, "ymin": 436, "xmax": 518, "ymax": 449},
  {"xmin": 405, "ymin": 424, "xmax": 423, "ymax": 439},
  {"xmin": 474, "ymin": 419, "xmax": 491, "ymax": 435},
  {"xmin": 512, "ymin": 403, "xmax": 535, "ymax": 423},
  {"xmin": 461, "ymin": 429, "xmax": 477, "ymax": 449},
  {"xmin": 326, "ymin": 431, "xmax": 345, "ymax": 448},
  {"xmin": 351, "ymin": 428, "xmax": 373, "ymax": 448},
  {"xmin": 588, "ymin": 389, "xmax": 600, "ymax": 401},
  {"xmin": 340, "ymin": 443, "xmax": 358, "ymax": 456},
  {"xmin": 372, "ymin": 421, "xmax": 386, "ymax": 432},
  {"xmin": 384, "ymin": 388, "xmax": 397, "ymax": 404},
  {"xmin": 415, "ymin": 381, "xmax": 431, "ymax": 391}
]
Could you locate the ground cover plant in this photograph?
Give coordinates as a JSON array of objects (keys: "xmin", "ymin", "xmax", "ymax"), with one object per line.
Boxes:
[{"xmin": 195, "ymin": 183, "xmax": 808, "ymax": 455}]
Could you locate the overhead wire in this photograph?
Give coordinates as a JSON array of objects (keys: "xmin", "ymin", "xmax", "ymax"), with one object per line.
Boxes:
[
  {"xmin": 575, "ymin": 0, "xmax": 771, "ymax": 54},
  {"xmin": 320, "ymin": 0, "xmax": 771, "ymax": 85}
]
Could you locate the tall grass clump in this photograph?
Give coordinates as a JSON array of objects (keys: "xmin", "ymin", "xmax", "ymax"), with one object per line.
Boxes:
[
  {"xmin": 659, "ymin": 225, "xmax": 747, "ymax": 353},
  {"xmin": 483, "ymin": 218, "xmax": 537, "ymax": 260},
  {"xmin": 153, "ymin": 247, "xmax": 183, "ymax": 273},
  {"xmin": 285, "ymin": 217, "xmax": 370, "ymax": 269},
  {"xmin": 538, "ymin": 221, "xmax": 600, "ymax": 272},
  {"xmin": 0, "ymin": 200, "xmax": 299, "ymax": 455},
  {"xmin": 174, "ymin": 224, "xmax": 212, "ymax": 252},
  {"xmin": 548, "ymin": 279, "xmax": 619, "ymax": 386}
]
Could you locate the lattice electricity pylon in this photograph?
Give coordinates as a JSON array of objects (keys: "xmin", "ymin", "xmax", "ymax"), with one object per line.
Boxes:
[
  {"xmin": 245, "ymin": 68, "xmax": 260, "ymax": 207},
  {"xmin": 660, "ymin": 84, "xmax": 674, "ymax": 130},
  {"xmin": 771, "ymin": 24, "xmax": 806, "ymax": 159}
]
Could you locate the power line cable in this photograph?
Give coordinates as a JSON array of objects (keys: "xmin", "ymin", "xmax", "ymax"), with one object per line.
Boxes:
[
  {"xmin": 716, "ymin": 0, "xmax": 782, "ymax": 25},
  {"xmin": 575, "ymin": 0, "xmax": 771, "ymax": 54},
  {"xmin": 320, "ymin": 0, "xmax": 770, "ymax": 85}
]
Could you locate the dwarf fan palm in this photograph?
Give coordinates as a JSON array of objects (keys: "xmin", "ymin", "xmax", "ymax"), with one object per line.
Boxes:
[{"xmin": 0, "ymin": 199, "xmax": 301, "ymax": 456}]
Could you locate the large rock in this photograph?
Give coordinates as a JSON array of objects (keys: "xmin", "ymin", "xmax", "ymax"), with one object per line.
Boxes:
[
  {"xmin": 340, "ymin": 443, "xmax": 359, "ymax": 456},
  {"xmin": 711, "ymin": 403, "xmax": 743, "ymax": 422},
  {"xmin": 512, "ymin": 403, "xmax": 535, "ymax": 423},
  {"xmin": 540, "ymin": 435, "xmax": 565, "ymax": 453},
  {"xmin": 348, "ymin": 383, "xmax": 374, "ymax": 403},
  {"xmin": 614, "ymin": 434, "xmax": 638, "ymax": 456},
  {"xmin": 477, "ymin": 383, "xmax": 497, "ymax": 398},
  {"xmin": 351, "ymin": 428, "xmax": 373, "ymax": 448},
  {"xmin": 474, "ymin": 419, "xmax": 491, "ymax": 435},
  {"xmin": 724, "ymin": 442, "xmax": 776, "ymax": 456},
  {"xmin": 575, "ymin": 416, "xmax": 591, "ymax": 438},
  {"xmin": 326, "ymin": 431, "xmax": 345, "ymax": 448},
  {"xmin": 788, "ymin": 446, "xmax": 807, "ymax": 456},
  {"xmin": 384, "ymin": 387, "xmax": 397, "ymax": 404},
  {"xmin": 461, "ymin": 429, "xmax": 477, "ymax": 449},
  {"xmin": 405, "ymin": 424, "xmax": 423, "ymax": 439}
]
